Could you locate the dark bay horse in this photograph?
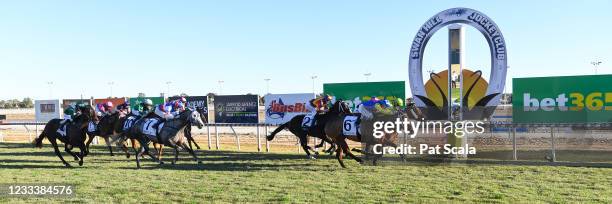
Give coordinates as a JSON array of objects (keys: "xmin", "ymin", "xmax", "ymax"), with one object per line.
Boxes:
[
  {"xmin": 324, "ymin": 103, "xmax": 407, "ymax": 168},
  {"xmin": 84, "ymin": 112, "xmax": 130, "ymax": 157},
  {"xmin": 33, "ymin": 105, "xmax": 96, "ymax": 167},
  {"xmin": 266, "ymin": 101, "xmax": 350, "ymax": 159},
  {"xmin": 130, "ymin": 108, "xmax": 205, "ymax": 168}
]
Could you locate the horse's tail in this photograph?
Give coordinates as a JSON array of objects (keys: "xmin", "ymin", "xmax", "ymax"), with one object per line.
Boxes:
[
  {"xmin": 33, "ymin": 132, "xmax": 46, "ymax": 148},
  {"xmin": 266, "ymin": 122, "xmax": 288, "ymax": 141}
]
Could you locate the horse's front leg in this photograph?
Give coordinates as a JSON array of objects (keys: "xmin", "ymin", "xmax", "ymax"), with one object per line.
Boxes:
[
  {"xmin": 64, "ymin": 143, "xmax": 79, "ymax": 161},
  {"xmin": 84, "ymin": 133, "xmax": 95, "ymax": 156},
  {"xmin": 50, "ymin": 138, "xmax": 71, "ymax": 167},
  {"xmin": 180, "ymin": 143, "xmax": 201, "ymax": 164}
]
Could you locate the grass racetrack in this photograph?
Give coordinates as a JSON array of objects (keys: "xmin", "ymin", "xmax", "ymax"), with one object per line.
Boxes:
[{"xmin": 1, "ymin": 142, "xmax": 611, "ymax": 203}]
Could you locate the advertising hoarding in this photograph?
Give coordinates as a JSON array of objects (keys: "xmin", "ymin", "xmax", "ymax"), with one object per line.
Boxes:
[
  {"xmin": 214, "ymin": 95, "xmax": 259, "ymax": 123},
  {"xmin": 513, "ymin": 75, "xmax": 612, "ymax": 123},
  {"xmin": 264, "ymin": 93, "xmax": 314, "ymax": 125}
]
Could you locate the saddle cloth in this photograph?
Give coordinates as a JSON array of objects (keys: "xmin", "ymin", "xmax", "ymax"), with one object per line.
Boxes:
[
  {"xmin": 342, "ymin": 115, "xmax": 361, "ymax": 137},
  {"xmin": 301, "ymin": 113, "xmax": 316, "ymax": 130},
  {"xmin": 87, "ymin": 121, "xmax": 97, "ymax": 133},
  {"xmin": 142, "ymin": 118, "xmax": 164, "ymax": 140},
  {"xmin": 123, "ymin": 116, "xmax": 138, "ymax": 131},
  {"xmin": 56, "ymin": 119, "xmax": 70, "ymax": 137}
]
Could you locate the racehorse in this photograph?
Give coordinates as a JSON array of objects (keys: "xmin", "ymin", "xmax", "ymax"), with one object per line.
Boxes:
[
  {"xmin": 130, "ymin": 108, "xmax": 205, "ymax": 168},
  {"xmin": 84, "ymin": 112, "xmax": 130, "ymax": 157},
  {"xmin": 180, "ymin": 106, "xmax": 208, "ymax": 150},
  {"xmin": 266, "ymin": 101, "xmax": 350, "ymax": 159},
  {"xmin": 324, "ymin": 101, "xmax": 407, "ymax": 168},
  {"xmin": 33, "ymin": 105, "xmax": 96, "ymax": 167}
]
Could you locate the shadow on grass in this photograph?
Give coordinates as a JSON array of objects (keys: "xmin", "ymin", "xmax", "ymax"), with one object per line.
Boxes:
[{"xmin": 117, "ymin": 161, "xmax": 311, "ymax": 171}]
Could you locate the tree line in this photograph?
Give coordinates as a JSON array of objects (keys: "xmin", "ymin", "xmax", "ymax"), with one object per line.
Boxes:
[{"xmin": 0, "ymin": 98, "xmax": 34, "ymax": 109}]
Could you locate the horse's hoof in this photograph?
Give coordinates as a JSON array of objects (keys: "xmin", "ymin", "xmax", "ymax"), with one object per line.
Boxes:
[
  {"xmin": 314, "ymin": 151, "xmax": 320, "ymax": 156},
  {"xmin": 159, "ymin": 161, "xmax": 164, "ymax": 165},
  {"xmin": 197, "ymin": 160, "xmax": 202, "ymax": 164},
  {"xmin": 64, "ymin": 164, "xmax": 72, "ymax": 168},
  {"xmin": 308, "ymin": 156, "xmax": 317, "ymax": 160},
  {"xmin": 78, "ymin": 161, "xmax": 83, "ymax": 166}
]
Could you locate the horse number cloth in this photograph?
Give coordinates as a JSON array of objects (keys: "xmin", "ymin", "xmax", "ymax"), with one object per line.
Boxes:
[
  {"xmin": 342, "ymin": 115, "xmax": 360, "ymax": 137},
  {"xmin": 123, "ymin": 116, "xmax": 137, "ymax": 131},
  {"xmin": 88, "ymin": 121, "xmax": 97, "ymax": 133},
  {"xmin": 142, "ymin": 118, "xmax": 163, "ymax": 139},
  {"xmin": 302, "ymin": 113, "xmax": 316, "ymax": 129}
]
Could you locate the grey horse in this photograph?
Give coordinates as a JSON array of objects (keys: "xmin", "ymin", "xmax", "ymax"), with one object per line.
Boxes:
[{"xmin": 130, "ymin": 108, "xmax": 205, "ymax": 168}]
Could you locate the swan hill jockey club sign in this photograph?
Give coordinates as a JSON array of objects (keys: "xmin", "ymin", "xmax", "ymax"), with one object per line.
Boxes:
[
  {"xmin": 323, "ymin": 81, "xmax": 405, "ymax": 111},
  {"xmin": 513, "ymin": 75, "xmax": 612, "ymax": 123},
  {"xmin": 408, "ymin": 7, "xmax": 507, "ymax": 120},
  {"xmin": 214, "ymin": 95, "xmax": 259, "ymax": 123},
  {"xmin": 169, "ymin": 96, "xmax": 208, "ymax": 123},
  {"xmin": 264, "ymin": 93, "xmax": 314, "ymax": 125}
]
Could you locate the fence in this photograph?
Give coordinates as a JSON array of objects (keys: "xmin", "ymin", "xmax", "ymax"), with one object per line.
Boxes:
[
  {"xmin": 0, "ymin": 122, "xmax": 332, "ymax": 154},
  {"xmin": 1, "ymin": 122, "xmax": 611, "ymax": 164}
]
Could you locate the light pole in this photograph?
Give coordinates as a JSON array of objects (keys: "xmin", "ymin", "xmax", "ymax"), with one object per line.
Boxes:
[
  {"xmin": 591, "ymin": 60, "xmax": 602, "ymax": 74},
  {"xmin": 310, "ymin": 75, "xmax": 317, "ymax": 95},
  {"xmin": 264, "ymin": 78, "xmax": 271, "ymax": 95},
  {"xmin": 364, "ymin": 73, "xmax": 372, "ymax": 82},
  {"xmin": 166, "ymin": 81, "xmax": 172, "ymax": 97},
  {"xmin": 108, "ymin": 82, "xmax": 114, "ymax": 97},
  {"xmin": 218, "ymin": 80, "xmax": 224, "ymax": 95},
  {"xmin": 46, "ymin": 81, "xmax": 54, "ymax": 98}
]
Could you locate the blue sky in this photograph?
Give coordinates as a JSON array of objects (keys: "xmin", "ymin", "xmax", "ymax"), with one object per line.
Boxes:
[{"xmin": 0, "ymin": 1, "xmax": 610, "ymax": 100}]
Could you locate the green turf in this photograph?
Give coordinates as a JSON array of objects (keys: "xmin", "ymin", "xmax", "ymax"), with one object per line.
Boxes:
[{"xmin": 0, "ymin": 142, "xmax": 611, "ymax": 203}]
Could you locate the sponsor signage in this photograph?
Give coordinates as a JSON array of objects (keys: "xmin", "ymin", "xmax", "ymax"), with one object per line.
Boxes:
[
  {"xmin": 214, "ymin": 95, "xmax": 259, "ymax": 123},
  {"xmin": 35, "ymin": 99, "xmax": 61, "ymax": 122},
  {"xmin": 408, "ymin": 7, "xmax": 507, "ymax": 120},
  {"xmin": 169, "ymin": 96, "xmax": 208, "ymax": 122},
  {"xmin": 264, "ymin": 93, "xmax": 314, "ymax": 125},
  {"xmin": 513, "ymin": 75, "xmax": 612, "ymax": 123},
  {"xmin": 323, "ymin": 81, "xmax": 405, "ymax": 111}
]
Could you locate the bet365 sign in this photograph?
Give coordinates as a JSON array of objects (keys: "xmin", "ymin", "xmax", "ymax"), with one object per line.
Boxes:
[{"xmin": 513, "ymin": 75, "xmax": 612, "ymax": 123}]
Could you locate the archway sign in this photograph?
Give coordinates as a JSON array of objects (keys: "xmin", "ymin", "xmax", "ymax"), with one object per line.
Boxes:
[{"xmin": 408, "ymin": 7, "xmax": 507, "ymax": 109}]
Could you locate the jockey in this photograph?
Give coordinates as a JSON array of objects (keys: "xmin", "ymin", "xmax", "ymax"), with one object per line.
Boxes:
[
  {"xmin": 60, "ymin": 105, "xmax": 75, "ymax": 131},
  {"xmin": 308, "ymin": 94, "xmax": 332, "ymax": 113},
  {"xmin": 154, "ymin": 97, "xmax": 186, "ymax": 120},
  {"xmin": 116, "ymin": 101, "xmax": 130, "ymax": 117},
  {"xmin": 96, "ymin": 101, "xmax": 114, "ymax": 117},
  {"xmin": 132, "ymin": 99, "xmax": 154, "ymax": 117},
  {"xmin": 63, "ymin": 105, "xmax": 75, "ymax": 121}
]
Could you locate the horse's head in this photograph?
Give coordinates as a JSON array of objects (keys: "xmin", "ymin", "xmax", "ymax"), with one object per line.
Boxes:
[
  {"xmin": 195, "ymin": 106, "xmax": 208, "ymax": 125},
  {"xmin": 179, "ymin": 108, "xmax": 205, "ymax": 129},
  {"xmin": 329, "ymin": 100, "xmax": 351, "ymax": 115}
]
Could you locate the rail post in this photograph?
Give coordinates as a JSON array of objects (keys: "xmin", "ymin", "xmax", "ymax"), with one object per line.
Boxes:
[
  {"xmin": 265, "ymin": 125, "xmax": 270, "ymax": 152},
  {"xmin": 256, "ymin": 124, "xmax": 261, "ymax": 152},
  {"xmin": 512, "ymin": 126, "xmax": 517, "ymax": 161},
  {"xmin": 207, "ymin": 124, "xmax": 211, "ymax": 150},
  {"xmin": 550, "ymin": 126, "xmax": 556, "ymax": 162},
  {"xmin": 230, "ymin": 125, "xmax": 240, "ymax": 151},
  {"xmin": 215, "ymin": 124, "xmax": 220, "ymax": 150}
]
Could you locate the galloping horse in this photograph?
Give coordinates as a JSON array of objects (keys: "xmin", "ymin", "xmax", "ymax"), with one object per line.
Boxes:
[
  {"xmin": 266, "ymin": 101, "xmax": 350, "ymax": 159},
  {"xmin": 84, "ymin": 112, "xmax": 130, "ymax": 157},
  {"xmin": 33, "ymin": 105, "xmax": 96, "ymax": 167},
  {"xmin": 130, "ymin": 108, "xmax": 205, "ymax": 168},
  {"xmin": 324, "ymin": 101, "xmax": 407, "ymax": 168}
]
